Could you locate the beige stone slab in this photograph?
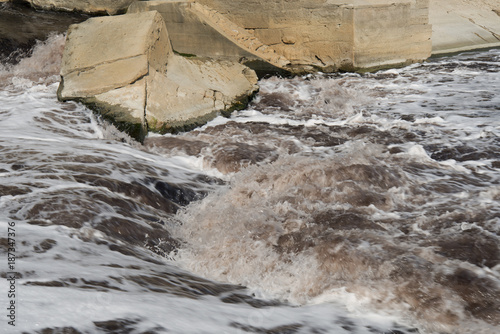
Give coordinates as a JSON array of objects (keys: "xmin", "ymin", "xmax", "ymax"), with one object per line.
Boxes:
[
  {"xmin": 146, "ymin": 69, "xmax": 216, "ymax": 131},
  {"xmin": 61, "ymin": 11, "xmax": 170, "ymax": 76},
  {"xmin": 60, "ymin": 55, "xmax": 148, "ymax": 99},
  {"xmin": 430, "ymin": 0, "xmax": 500, "ymax": 54},
  {"xmin": 146, "ymin": 54, "xmax": 258, "ymax": 132},
  {"xmin": 128, "ymin": 1, "xmax": 290, "ymax": 72},
  {"xmin": 94, "ymin": 78, "xmax": 147, "ymax": 123}
]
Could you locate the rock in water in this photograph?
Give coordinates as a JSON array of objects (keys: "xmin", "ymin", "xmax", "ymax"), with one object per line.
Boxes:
[
  {"xmin": 145, "ymin": 56, "xmax": 258, "ymax": 134},
  {"xmin": 57, "ymin": 10, "xmax": 259, "ymax": 142},
  {"xmin": 57, "ymin": 10, "xmax": 170, "ymax": 141}
]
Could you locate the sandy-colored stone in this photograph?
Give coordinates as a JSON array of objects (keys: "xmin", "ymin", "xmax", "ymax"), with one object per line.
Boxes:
[
  {"xmin": 94, "ymin": 78, "xmax": 147, "ymax": 123},
  {"xmin": 146, "ymin": 54, "xmax": 258, "ymax": 132},
  {"xmin": 146, "ymin": 69, "xmax": 215, "ymax": 128},
  {"xmin": 60, "ymin": 55, "xmax": 148, "ymax": 98},
  {"xmin": 60, "ymin": 11, "xmax": 171, "ymax": 76},
  {"xmin": 196, "ymin": 0, "xmax": 432, "ymax": 71},
  {"xmin": 430, "ymin": 0, "xmax": 500, "ymax": 54},
  {"xmin": 22, "ymin": 0, "xmax": 135, "ymax": 15},
  {"xmin": 58, "ymin": 8, "xmax": 258, "ymax": 140},
  {"xmin": 352, "ymin": 0, "xmax": 432, "ymax": 69},
  {"xmin": 128, "ymin": 0, "xmax": 291, "ymax": 74}
]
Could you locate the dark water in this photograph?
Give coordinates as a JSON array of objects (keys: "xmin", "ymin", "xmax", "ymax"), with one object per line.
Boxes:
[
  {"xmin": 0, "ymin": 7, "xmax": 499, "ymax": 333},
  {"xmin": 0, "ymin": 2, "xmax": 87, "ymax": 63}
]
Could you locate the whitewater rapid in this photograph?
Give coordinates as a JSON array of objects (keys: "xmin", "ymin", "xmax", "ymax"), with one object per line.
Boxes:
[{"xmin": 0, "ymin": 31, "xmax": 499, "ymax": 334}]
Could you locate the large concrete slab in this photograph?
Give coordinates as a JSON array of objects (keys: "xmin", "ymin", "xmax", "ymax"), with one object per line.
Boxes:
[
  {"xmin": 58, "ymin": 10, "xmax": 172, "ymax": 141},
  {"xmin": 196, "ymin": 0, "xmax": 432, "ymax": 71},
  {"xmin": 57, "ymin": 8, "xmax": 258, "ymax": 141},
  {"xmin": 146, "ymin": 55, "xmax": 258, "ymax": 132},
  {"xmin": 127, "ymin": 0, "xmax": 291, "ymax": 75},
  {"xmin": 430, "ymin": 0, "xmax": 500, "ymax": 55},
  {"xmin": 60, "ymin": 11, "xmax": 171, "ymax": 77}
]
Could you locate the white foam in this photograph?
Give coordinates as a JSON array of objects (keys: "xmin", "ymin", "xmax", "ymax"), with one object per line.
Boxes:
[{"xmin": 1, "ymin": 41, "xmax": 499, "ymax": 334}]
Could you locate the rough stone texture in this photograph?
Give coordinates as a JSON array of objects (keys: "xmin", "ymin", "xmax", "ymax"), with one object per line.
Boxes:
[
  {"xmin": 352, "ymin": 0, "xmax": 432, "ymax": 69},
  {"xmin": 60, "ymin": 55, "xmax": 149, "ymax": 98},
  {"xmin": 19, "ymin": 0, "xmax": 136, "ymax": 15},
  {"xmin": 146, "ymin": 55, "xmax": 258, "ymax": 132},
  {"xmin": 58, "ymin": 11, "xmax": 171, "ymax": 140},
  {"xmin": 195, "ymin": 0, "xmax": 432, "ymax": 71},
  {"xmin": 430, "ymin": 0, "xmax": 500, "ymax": 54},
  {"xmin": 58, "ymin": 9, "xmax": 258, "ymax": 141},
  {"xmin": 59, "ymin": 11, "xmax": 170, "ymax": 77},
  {"xmin": 127, "ymin": 0, "xmax": 291, "ymax": 75}
]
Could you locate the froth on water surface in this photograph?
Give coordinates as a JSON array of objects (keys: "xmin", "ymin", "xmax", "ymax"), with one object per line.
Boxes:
[
  {"xmin": 163, "ymin": 50, "xmax": 500, "ymax": 333},
  {"xmin": 0, "ymin": 33, "xmax": 67, "ymax": 88},
  {"xmin": 1, "ymin": 32, "xmax": 499, "ymax": 334}
]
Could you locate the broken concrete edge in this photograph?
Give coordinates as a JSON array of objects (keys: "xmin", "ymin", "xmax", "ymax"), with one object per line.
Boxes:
[
  {"xmin": 147, "ymin": 90, "xmax": 258, "ymax": 135},
  {"xmin": 346, "ymin": 59, "xmax": 423, "ymax": 74},
  {"xmin": 431, "ymin": 43, "xmax": 500, "ymax": 58},
  {"xmin": 57, "ymin": 79, "xmax": 147, "ymax": 142},
  {"xmin": 57, "ymin": 75, "xmax": 259, "ymax": 143}
]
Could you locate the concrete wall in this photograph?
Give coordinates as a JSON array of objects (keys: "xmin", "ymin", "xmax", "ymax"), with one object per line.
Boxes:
[
  {"xmin": 429, "ymin": 0, "xmax": 500, "ymax": 55},
  {"xmin": 197, "ymin": 0, "xmax": 432, "ymax": 71},
  {"xmin": 128, "ymin": 1, "xmax": 292, "ymax": 75},
  {"xmin": 352, "ymin": 0, "xmax": 431, "ymax": 69}
]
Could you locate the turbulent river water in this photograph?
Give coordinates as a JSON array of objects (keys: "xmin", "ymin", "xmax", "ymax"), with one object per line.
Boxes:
[{"xmin": 0, "ymin": 25, "xmax": 499, "ymax": 334}]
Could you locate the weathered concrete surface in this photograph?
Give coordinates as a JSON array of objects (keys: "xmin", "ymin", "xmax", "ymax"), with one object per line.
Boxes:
[
  {"xmin": 430, "ymin": 0, "xmax": 500, "ymax": 55},
  {"xmin": 18, "ymin": 0, "xmax": 135, "ymax": 15},
  {"xmin": 196, "ymin": 0, "xmax": 432, "ymax": 71},
  {"xmin": 58, "ymin": 9, "xmax": 258, "ymax": 141},
  {"xmin": 127, "ymin": 0, "xmax": 292, "ymax": 75},
  {"xmin": 59, "ymin": 11, "xmax": 170, "ymax": 77},
  {"xmin": 58, "ymin": 10, "xmax": 171, "ymax": 140},
  {"xmin": 146, "ymin": 55, "xmax": 258, "ymax": 132},
  {"xmin": 352, "ymin": 0, "xmax": 431, "ymax": 69}
]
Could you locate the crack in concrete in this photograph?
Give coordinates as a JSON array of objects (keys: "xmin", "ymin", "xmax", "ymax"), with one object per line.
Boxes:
[
  {"xmin": 467, "ymin": 17, "xmax": 500, "ymax": 42},
  {"xmin": 63, "ymin": 54, "xmax": 146, "ymax": 77}
]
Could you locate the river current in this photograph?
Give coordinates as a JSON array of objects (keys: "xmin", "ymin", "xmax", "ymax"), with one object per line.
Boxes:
[{"xmin": 0, "ymin": 29, "xmax": 499, "ymax": 334}]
